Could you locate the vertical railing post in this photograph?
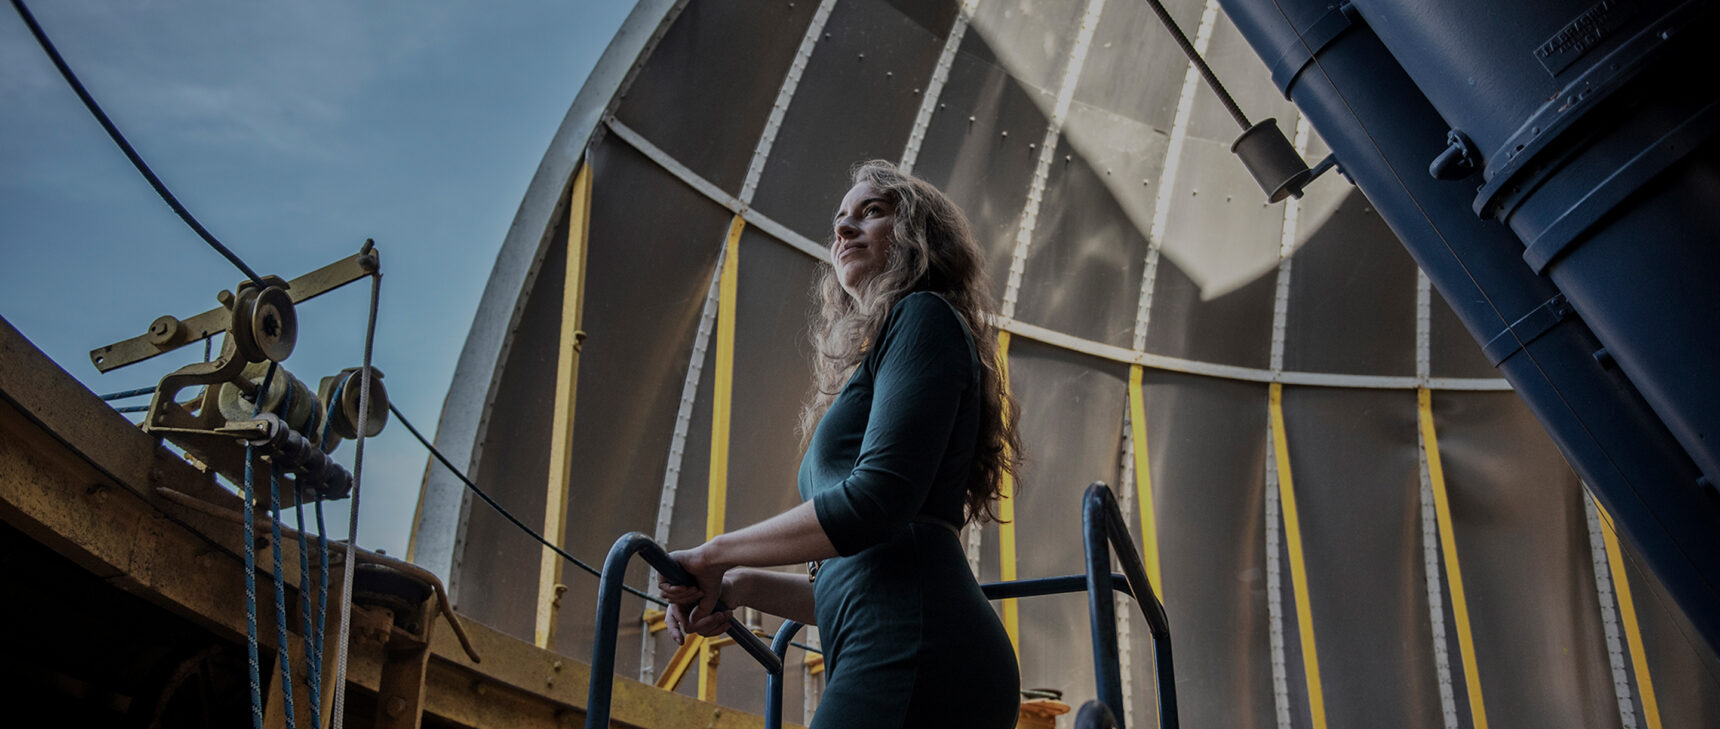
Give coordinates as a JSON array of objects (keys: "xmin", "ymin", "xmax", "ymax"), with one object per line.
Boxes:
[
  {"xmin": 1085, "ymin": 482, "xmax": 1180, "ymax": 729},
  {"xmin": 1084, "ymin": 485, "xmax": 1128, "ymax": 727},
  {"xmin": 766, "ymin": 620, "xmax": 804, "ymax": 729}
]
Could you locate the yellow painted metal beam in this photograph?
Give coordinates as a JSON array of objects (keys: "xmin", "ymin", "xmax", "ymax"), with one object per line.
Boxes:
[
  {"xmin": 697, "ymin": 215, "xmax": 746, "ymax": 695},
  {"xmin": 1419, "ymin": 387, "xmax": 1490, "ymax": 729},
  {"xmin": 1596, "ymin": 498, "xmax": 1663, "ymax": 729},
  {"xmin": 535, "ymin": 162, "xmax": 594, "ymax": 649},
  {"xmin": 708, "ymin": 216, "xmax": 744, "ymax": 543},
  {"xmin": 1269, "ymin": 383, "xmax": 1328, "ymax": 729},
  {"xmin": 997, "ymin": 330, "xmax": 1019, "ymax": 655},
  {"xmin": 698, "ymin": 641, "xmax": 722, "ymax": 702},
  {"xmin": 1127, "ymin": 365, "xmax": 1162, "ymax": 596},
  {"xmin": 656, "ymin": 635, "xmax": 704, "ymax": 691}
]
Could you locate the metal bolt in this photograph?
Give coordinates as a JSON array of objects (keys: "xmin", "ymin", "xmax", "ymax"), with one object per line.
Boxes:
[
  {"xmin": 857, "ymin": 53, "xmax": 864, "ymax": 61},
  {"xmin": 886, "ymin": 71, "xmax": 893, "ymax": 78},
  {"xmin": 1000, "ymin": 130, "xmax": 1008, "ymax": 138},
  {"xmin": 385, "ymin": 697, "xmax": 407, "ymax": 718},
  {"xmin": 217, "ymin": 290, "xmax": 235, "ymax": 307}
]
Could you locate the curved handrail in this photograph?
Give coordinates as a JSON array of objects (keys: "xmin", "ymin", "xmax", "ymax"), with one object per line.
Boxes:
[
  {"xmin": 593, "ymin": 483, "xmax": 1177, "ymax": 729},
  {"xmin": 765, "ymin": 619, "xmax": 805, "ymax": 729},
  {"xmin": 1084, "ymin": 482, "xmax": 1178, "ymax": 729},
  {"xmin": 585, "ymin": 531, "xmax": 782, "ymax": 729}
]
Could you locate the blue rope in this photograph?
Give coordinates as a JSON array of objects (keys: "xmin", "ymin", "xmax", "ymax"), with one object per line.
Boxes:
[
  {"xmin": 268, "ymin": 460, "xmax": 298, "ymax": 729},
  {"xmin": 294, "ymin": 378, "xmax": 349, "ymax": 727},
  {"xmin": 292, "ymin": 490, "xmax": 324, "ymax": 728},
  {"xmin": 267, "ymin": 383, "xmax": 299, "ymax": 728},
  {"xmin": 99, "ymin": 386, "xmax": 156, "ymax": 401},
  {"xmin": 241, "ymin": 362, "xmax": 278, "ymax": 729},
  {"xmin": 315, "ymin": 498, "xmax": 331, "ymax": 696}
]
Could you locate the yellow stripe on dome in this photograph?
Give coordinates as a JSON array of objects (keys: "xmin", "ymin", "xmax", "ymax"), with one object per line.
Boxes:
[
  {"xmin": 1419, "ymin": 387, "xmax": 1489, "ymax": 729},
  {"xmin": 1270, "ymin": 383, "xmax": 1328, "ymax": 729},
  {"xmin": 1596, "ymin": 497, "xmax": 1663, "ymax": 729},
  {"xmin": 1128, "ymin": 365, "xmax": 1162, "ymax": 596}
]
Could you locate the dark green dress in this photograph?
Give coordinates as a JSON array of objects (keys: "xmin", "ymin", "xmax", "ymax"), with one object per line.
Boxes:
[{"xmin": 799, "ymin": 291, "xmax": 1020, "ymax": 728}]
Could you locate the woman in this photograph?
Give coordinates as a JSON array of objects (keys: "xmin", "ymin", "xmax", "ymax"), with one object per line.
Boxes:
[{"xmin": 661, "ymin": 160, "xmax": 1022, "ymax": 728}]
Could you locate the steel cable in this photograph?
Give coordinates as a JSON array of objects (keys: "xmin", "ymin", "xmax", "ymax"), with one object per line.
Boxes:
[{"xmin": 8, "ymin": 0, "xmax": 267, "ymax": 287}]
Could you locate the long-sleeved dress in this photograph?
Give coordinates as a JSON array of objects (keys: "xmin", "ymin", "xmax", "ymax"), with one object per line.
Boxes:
[{"xmin": 799, "ymin": 291, "xmax": 1020, "ymax": 728}]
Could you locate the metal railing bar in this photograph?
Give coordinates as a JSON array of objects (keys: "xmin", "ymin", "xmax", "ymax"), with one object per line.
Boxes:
[
  {"xmin": 983, "ymin": 573, "xmax": 1132, "ymax": 600},
  {"xmin": 586, "ymin": 532, "xmax": 782, "ymax": 729},
  {"xmin": 765, "ymin": 620, "xmax": 806, "ymax": 729},
  {"xmin": 1085, "ymin": 482, "xmax": 1178, "ymax": 729}
]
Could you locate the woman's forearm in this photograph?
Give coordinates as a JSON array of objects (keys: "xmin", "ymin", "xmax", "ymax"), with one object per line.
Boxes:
[
  {"xmin": 673, "ymin": 500, "xmax": 838, "ymax": 626},
  {"xmin": 700, "ymin": 500, "xmax": 838, "ymax": 570},
  {"xmin": 729, "ymin": 568, "xmax": 818, "ymax": 625}
]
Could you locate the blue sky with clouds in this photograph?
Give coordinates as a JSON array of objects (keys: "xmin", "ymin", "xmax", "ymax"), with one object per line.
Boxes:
[{"xmin": 1, "ymin": 1, "xmax": 633, "ymax": 556}]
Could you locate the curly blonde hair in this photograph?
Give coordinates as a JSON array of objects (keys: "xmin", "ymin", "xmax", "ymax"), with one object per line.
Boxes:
[{"xmin": 800, "ymin": 160, "xmax": 1021, "ymax": 525}]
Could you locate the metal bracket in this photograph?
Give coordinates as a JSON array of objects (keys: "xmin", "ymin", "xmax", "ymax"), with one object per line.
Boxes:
[
  {"xmin": 1267, "ymin": 2, "xmax": 1360, "ymax": 97},
  {"xmin": 90, "ymin": 248, "xmax": 378, "ymax": 373},
  {"xmin": 1482, "ymin": 293, "xmax": 1575, "ymax": 366}
]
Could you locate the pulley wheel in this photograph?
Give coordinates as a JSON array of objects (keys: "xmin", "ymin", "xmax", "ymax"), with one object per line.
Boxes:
[
  {"xmin": 232, "ymin": 286, "xmax": 297, "ymax": 363},
  {"xmin": 329, "ymin": 367, "xmax": 388, "ymax": 439}
]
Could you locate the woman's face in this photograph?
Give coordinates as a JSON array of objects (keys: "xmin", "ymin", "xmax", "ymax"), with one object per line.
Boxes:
[{"xmin": 831, "ymin": 181, "xmax": 896, "ymax": 300}]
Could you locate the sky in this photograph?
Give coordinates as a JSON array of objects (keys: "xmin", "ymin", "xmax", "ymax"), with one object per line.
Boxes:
[{"xmin": 0, "ymin": 0, "xmax": 635, "ymax": 557}]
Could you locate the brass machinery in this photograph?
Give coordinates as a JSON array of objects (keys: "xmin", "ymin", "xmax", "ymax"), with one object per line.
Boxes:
[{"xmin": 90, "ymin": 243, "xmax": 388, "ymax": 503}]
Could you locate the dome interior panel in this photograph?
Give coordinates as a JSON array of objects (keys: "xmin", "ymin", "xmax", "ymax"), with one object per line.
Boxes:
[
  {"xmin": 1183, "ymin": 13, "xmax": 1299, "ymax": 146},
  {"xmin": 1005, "ymin": 337, "xmax": 1128, "ymax": 713},
  {"xmin": 611, "ymin": 0, "xmax": 823, "ymax": 193},
  {"xmin": 1279, "ymin": 386, "xmax": 1445, "ymax": 725},
  {"xmin": 724, "ymin": 229, "xmax": 822, "ymax": 538},
  {"xmin": 1070, "ymin": 0, "xmax": 1207, "ymax": 134},
  {"xmin": 1619, "ymin": 528, "xmax": 1720, "ymax": 726},
  {"xmin": 1014, "ymin": 130, "xmax": 1160, "ymax": 348},
  {"xmin": 652, "ymin": 316, "xmax": 719, "ymax": 688},
  {"xmin": 748, "ymin": 0, "xmax": 952, "ymax": 242},
  {"xmin": 545, "ymin": 137, "xmax": 737, "ymax": 662},
  {"xmin": 1145, "ymin": 136, "xmax": 1281, "ymax": 368},
  {"xmin": 880, "ymin": 0, "xmax": 959, "ymax": 37},
  {"xmin": 1432, "ymin": 391, "xmax": 1621, "ymax": 729},
  {"xmin": 458, "ymin": 207, "xmax": 570, "ymax": 643},
  {"xmin": 903, "ymin": 29, "xmax": 1050, "ymax": 309},
  {"xmin": 1141, "ymin": 368, "xmax": 1275, "ymax": 727},
  {"xmin": 1282, "ymin": 186, "xmax": 1419, "ymax": 376},
  {"xmin": 964, "ymin": 0, "xmax": 1087, "ymax": 96}
]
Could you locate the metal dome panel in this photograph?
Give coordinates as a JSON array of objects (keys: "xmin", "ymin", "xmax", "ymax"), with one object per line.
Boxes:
[{"xmin": 407, "ymin": 1, "xmax": 1718, "ymax": 725}]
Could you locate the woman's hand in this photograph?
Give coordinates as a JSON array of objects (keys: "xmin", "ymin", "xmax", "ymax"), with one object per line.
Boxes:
[
  {"xmin": 662, "ymin": 598, "xmax": 732, "ymax": 644},
  {"xmin": 660, "ymin": 543, "xmax": 736, "ymax": 644}
]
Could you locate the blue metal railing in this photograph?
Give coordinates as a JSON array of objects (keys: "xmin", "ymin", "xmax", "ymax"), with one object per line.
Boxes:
[{"xmin": 585, "ymin": 482, "xmax": 1177, "ymax": 728}]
